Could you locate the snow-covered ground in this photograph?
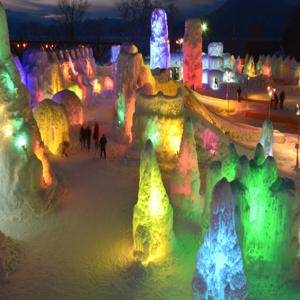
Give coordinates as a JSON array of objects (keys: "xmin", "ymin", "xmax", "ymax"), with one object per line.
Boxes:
[{"xmin": 0, "ymin": 86, "xmax": 299, "ymax": 299}]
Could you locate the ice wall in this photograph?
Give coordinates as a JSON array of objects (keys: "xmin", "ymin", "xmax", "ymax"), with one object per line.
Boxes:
[
  {"xmin": 133, "ymin": 87, "xmax": 184, "ymax": 167},
  {"xmin": 22, "ymin": 46, "xmax": 97, "ymax": 106},
  {"xmin": 150, "ymin": 9, "xmax": 170, "ymax": 70},
  {"xmin": 192, "ymin": 179, "xmax": 248, "ymax": 300},
  {"xmin": 183, "ymin": 19, "xmax": 203, "ymax": 91},
  {"xmin": 0, "ymin": 231, "xmax": 20, "ymax": 281},
  {"xmin": 133, "ymin": 140, "xmax": 173, "ymax": 264},
  {"xmin": 0, "ymin": 3, "xmax": 55, "ymax": 212}
]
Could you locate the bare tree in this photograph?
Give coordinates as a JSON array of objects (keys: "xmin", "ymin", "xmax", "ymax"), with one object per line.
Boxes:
[
  {"xmin": 115, "ymin": 0, "xmax": 178, "ymax": 38},
  {"xmin": 57, "ymin": 0, "xmax": 89, "ymax": 41}
]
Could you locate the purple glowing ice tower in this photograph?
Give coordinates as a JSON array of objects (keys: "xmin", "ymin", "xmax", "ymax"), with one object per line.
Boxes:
[{"xmin": 150, "ymin": 9, "xmax": 170, "ymax": 70}]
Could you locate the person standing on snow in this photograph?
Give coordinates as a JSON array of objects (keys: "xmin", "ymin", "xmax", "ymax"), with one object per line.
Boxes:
[
  {"xmin": 99, "ymin": 134, "xmax": 107, "ymax": 159},
  {"xmin": 93, "ymin": 122, "xmax": 100, "ymax": 149},
  {"xmin": 86, "ymin": 125, "xmax": 92, "ymax": 150}
]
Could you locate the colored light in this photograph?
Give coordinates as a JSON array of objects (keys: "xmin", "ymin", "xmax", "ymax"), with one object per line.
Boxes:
[
  {"xmin": 16, "ymin": 135, "xmax": 27, "ymax": 150},
  {"xmin": 4, "ymin": 125, "xmax": 12, "ymax": 137}
]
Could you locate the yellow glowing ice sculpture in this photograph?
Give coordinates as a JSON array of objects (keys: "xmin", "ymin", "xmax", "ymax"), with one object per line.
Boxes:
[
  {"xmin": 133, "ymin": 140, "xmax": 173, "ymax": 265},
  {"xmin": 33, "ymin": 100, "xmax": 70, "ymax": 155}
]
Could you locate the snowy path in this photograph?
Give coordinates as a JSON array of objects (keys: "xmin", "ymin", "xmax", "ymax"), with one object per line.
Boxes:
[{"xmin": 0, "ymin": 95, "xmax": 199, "ymax": 300}]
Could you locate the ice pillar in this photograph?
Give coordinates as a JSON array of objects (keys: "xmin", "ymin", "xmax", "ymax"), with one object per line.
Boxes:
[
  {"xmin": 259, "ymin": 120, "xmax": 273, "ymax": 157},
  {"xmin": 170, "ymin": 117, "xmax": 202, "ymax": 222},
  {"xmin": 150, "ymin": 9, "xmax": 170, "ymax": 70},
  {"xmin": 192, "ymin": 179, "xmax": 248, "ymax": 300},
  {"xmin": 133, "ymin": 140, "xmax": 173, "ymax": 264},
  {"xmin": 183, "ymin": 19, "xmax": 203, "ymax": 91}
]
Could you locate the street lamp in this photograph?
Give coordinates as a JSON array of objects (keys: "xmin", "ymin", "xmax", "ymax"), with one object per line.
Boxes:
[
  {"xmin": 267, "ymin": 86, "xmax": 275, "ymax": 120},
  {"xmin": 201, "ymin": 22, "xmax": 208, "ymax": 33},
  {"xmin": 295, "ymin": 104, "xmax": 300, "ymax": 170},
  {"xmin": 226, "ymin": 70, "xmax": 231, "ymax": 114}
]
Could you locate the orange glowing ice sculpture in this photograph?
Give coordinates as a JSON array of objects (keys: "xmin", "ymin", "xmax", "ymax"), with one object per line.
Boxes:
[{"xmin": 34, "ymin": 141, "xmax": 53, "ymax": 187}]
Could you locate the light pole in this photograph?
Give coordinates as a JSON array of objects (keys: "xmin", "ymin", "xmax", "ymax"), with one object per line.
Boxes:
[
  {"xmin": 295, "ymin": 104, "xmax": 300, "ymax": 170},
  {"xmin": 226, "ymin": 70, "xmax": 231, "ymax": 114},
  {"xmin": 267, "ymin": 86, "xmax": 275, "ymax": 120}
]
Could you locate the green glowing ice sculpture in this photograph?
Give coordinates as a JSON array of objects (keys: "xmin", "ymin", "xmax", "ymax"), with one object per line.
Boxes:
[
  {"xmin": 234, "ymin": 148, "xmax": 299, "ymax": 285},
  {"xmin": 133, "ymin": 139, "xmax": 174, "ymax": 264}
]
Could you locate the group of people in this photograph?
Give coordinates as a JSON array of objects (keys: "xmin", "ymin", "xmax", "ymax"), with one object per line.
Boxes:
[
  {"xmin": 80, "ymin": 122, "xmax": 107, "ymax": 159},
  {"xmin": 271, "ymin": 90, "xmax": 285, "ymax": 110}
]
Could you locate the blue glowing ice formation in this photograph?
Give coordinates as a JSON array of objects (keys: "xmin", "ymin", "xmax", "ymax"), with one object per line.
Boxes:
[
  {"xmin": 192, "ymin": 179, "xmax": 247, "ymax": 300},
  {"xmin": 150, "ymin": 9, "xmax": 170, "ymax": 70}
]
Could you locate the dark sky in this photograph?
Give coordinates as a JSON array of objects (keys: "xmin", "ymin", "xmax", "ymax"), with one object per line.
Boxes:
[{"xmin": 2, "ymin": 0, "xmax": 226, "ymax": 20}]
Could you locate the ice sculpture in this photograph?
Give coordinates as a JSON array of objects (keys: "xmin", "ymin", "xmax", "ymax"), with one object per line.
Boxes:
[
  {"xmin": 208, "ymin": 42, "xmax": 224, "ymax": 57},
  {"xmin": 259, "ymin": 120, "xmax": 273, "ymax": 157},
  {"xmin": 116, "ymin": 44, "xmax": 147, "ymax": 142},
  {"xmin": 133, "ymin": 87, "xmax": 184, "ymax": 167},
  {"xmin": 0, "ymin": 3, "xmax": 55, "ymax": 212},
  {"xmin": 0, "ymin": 231, "xmax": 20, "ymax": 281},
  {"xmin": 235, "ymin": 148, "xmax": 299, "ymax": 282},
  {"xmin": 33, "ymin": 100, "xmax": 70, "ymax": 155},
  {"xmin": 170, "ymin": 117, "xmax": 202, "ymax": 223},
  {"xmin": 132, "ymin": 140, "xmax": 173, "ymax": 264},
  {"xmin": 53, "ymin": 89, "xmax": 84, "ymax": 126},
  {"xmin": 192, "ymin": 179, "xmax": 248, "ymax": 300},
  {"xmin": 150, "ymin": 9, "xmax": 170, "ymax": 70},
  {"xmin": 201, "ymin": 144, "xmax": 239, "ymax": 242},
  {"xmin": 183, "ymin": 19, "xmax": 203, "ymax": 91},
  {"xmin": 22, "ymin": 46, "xmax": 97, "ymax": 106}
]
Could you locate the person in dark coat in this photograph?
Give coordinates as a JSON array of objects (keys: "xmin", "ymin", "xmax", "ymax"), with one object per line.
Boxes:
[
  {"xmin": 237, "ymin": 86, "xmax": 242, "ymax": 102},
  {"xmin": 99, "ymin": 134, "xmax": 107, "ymax": 159},
  {"xmin": 279, "ymin": 90, "xmax": 285, "ymax": 109},
  {"xmin": 274, "ymin": 92, "xmax": 279, "ymax": 110},
  {"xmin": 86, "ymin": 126, "xmax": 92, "ymax": 150},
  {"xmin": 79, "ymin": 125, "xmax": 85, "ymax": 149},
  {"xmin": 93, "ymin": 122, "xmax": 100, "ymax": 149}
]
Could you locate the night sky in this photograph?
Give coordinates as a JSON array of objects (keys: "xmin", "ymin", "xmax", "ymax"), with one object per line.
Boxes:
[{"xmin": 2, "ymin": 0, "xmax": 226, "ymax": 20}]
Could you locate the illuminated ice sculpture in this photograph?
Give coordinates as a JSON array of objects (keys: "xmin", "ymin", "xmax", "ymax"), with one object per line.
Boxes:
[
  {"xmin": 183, "ymin": 19, "xmax": 203, "ymax": 91},
  {"xmin": 170, "ymin": 117, "xmax": 202, "ymax": 223},
  {"xmin": 33, "ymin": 100, "xmax": 70, "ymax": 155},
  {"xmin": 133, "ymin": 140, "xmax": 173, "ymax": 264},
  {"xmin": 192, "ymin": 179, "xmax": 248, "ymax": 300},
  {"xmin": 150, "ymin": 9, "xmax": 170, "ymax": 70},
  {"xmin": 236, "ymin": 149, "xmax": 299, "ymax": 283},
  {"xmin": 259, "ymin": 120, "xmax": 273, "ymax": 157},
  {"xmin": 0, "ymin": 3, "xmax": 55, "ymax": 212}
]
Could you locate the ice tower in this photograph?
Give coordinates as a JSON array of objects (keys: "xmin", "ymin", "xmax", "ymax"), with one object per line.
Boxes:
[
  {"xmin": 150, "ymin": 9, "xmax": 170, "ymax": 70},
  {"xmin": 193, "ymin": 179, "xmax": 248, "ymax": 300},
  {"xmin": 183, "ymin": 19, "xmax": 203, "ymax": 91},
  {"xmin": 133, "ymin": 140, "xmax": 173, "ymax": 264}
]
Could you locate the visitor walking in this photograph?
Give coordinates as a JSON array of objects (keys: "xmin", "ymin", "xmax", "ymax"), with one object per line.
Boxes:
[
  {"xmin": 99, "ymin": 134, "xmax": 107, "ymax": 159},
  {"xmin": 237, "ymin": 86, "xmax": 242, "ymax": 102},
  {"xmin": 86, "ymin": 125, "xmax": 92, "ymax": 150},
  {"xmin": 279, "ymin": 90, "xmax": 285, "ymax": 109},
  {"xmin": 93, "ymin": 122, "xmax": 100, "ymax": 149},
  {"xmin": 274, "ymin": 92, "xmax": 279, "ymax": 110},
  {"xmin": 79, "ymin": 125, "xmax": 85, "ymax": 149}
]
